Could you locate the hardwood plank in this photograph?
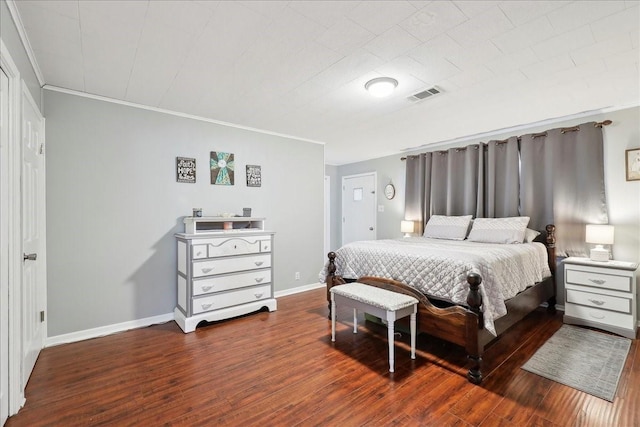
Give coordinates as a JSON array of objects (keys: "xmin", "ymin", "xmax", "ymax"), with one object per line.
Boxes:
[{"xmin": 5, "ymin": 288, "xmax": 638, "ymax": 427}]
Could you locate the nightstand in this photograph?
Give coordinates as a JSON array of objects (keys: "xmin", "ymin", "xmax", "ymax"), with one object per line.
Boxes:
[{"xmin": 563, "ymin": 257, "xmax": 638, "ymax": 339}]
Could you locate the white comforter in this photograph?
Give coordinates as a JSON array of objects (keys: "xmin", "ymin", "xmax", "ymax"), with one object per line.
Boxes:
[{"xmin": 320, "ymin": 237, "xmax": 551, "ymax": 335}]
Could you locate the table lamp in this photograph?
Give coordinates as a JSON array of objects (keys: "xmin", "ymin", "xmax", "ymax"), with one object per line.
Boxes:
[
  {"xmin": 585, "ymin": 224, "xmax": 614, "ymax": 262},
  {"xmin": 401, "ymin": 220, "xmax": 415, "ymax": 237}
]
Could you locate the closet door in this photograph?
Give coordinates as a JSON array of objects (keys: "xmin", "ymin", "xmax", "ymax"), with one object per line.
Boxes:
[{"xmin": 20, "ymin": 85, "xmax": 46, "ymax": 390}]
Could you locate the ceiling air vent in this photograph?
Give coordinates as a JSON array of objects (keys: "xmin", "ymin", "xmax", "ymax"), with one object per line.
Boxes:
[{"xmin": 408, "ymin": 86, "xmax": 442, "ymax": 102}]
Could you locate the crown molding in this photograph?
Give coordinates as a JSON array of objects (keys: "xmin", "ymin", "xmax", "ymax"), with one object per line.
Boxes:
[
  {"xmin": 5, "ymin": 0, "xmax": 45, "ymax": 86},
  {"xmin": 43, "ymin": 85, "xmax": 326, "ymax": 146}
]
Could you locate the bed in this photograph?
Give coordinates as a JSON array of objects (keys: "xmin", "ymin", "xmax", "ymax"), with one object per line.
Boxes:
[{"xmin": 324, "ymin": 223, "xmax": 557, "ymax": 384}]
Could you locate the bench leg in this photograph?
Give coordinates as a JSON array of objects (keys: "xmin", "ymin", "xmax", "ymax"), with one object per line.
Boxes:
[
  {"xmin": 387, "ymin": 311, "xmax": 396, "ymax": 373},
  {"xmin": 331, "ymin": 295, "xmax": 336, "ymax": 342},
  {"xmin": 353, "ymin": 308, "xmax": 357, "ymax": 333},
  {"xmin": 410, "ymin": 310, "xmax": 416, "ymax": 360}
]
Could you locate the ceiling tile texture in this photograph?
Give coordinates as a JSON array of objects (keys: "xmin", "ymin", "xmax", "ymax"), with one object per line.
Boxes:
[{"xmin": 13, "ymin": 0, "xmax": 640, "ymax": 165}]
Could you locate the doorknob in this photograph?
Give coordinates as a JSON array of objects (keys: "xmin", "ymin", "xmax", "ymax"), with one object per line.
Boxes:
[
  {"xmin": 369, "ymin": 227, "xmax": 374, "ymax": 231},
  {"xmin": 23, "ymin": 253, "xmax": 37, "ymax": 261}
]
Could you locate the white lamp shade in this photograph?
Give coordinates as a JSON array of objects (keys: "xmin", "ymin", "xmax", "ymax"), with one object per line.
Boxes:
[
  {"xmin": 401, "ymin": 220, "xmax": 415, "ymax": 234},
  {"xmin": 585, "ymin": 224, "xmax": 614, "ymax": 245}
]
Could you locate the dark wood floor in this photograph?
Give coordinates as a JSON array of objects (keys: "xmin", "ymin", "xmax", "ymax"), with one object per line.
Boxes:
[{"xmin": 6, "ymin": 288, "xmax": 639, "ymax": 426}]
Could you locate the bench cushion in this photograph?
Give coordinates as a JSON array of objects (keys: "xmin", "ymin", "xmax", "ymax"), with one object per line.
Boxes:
[{"xmin": 331, "ymin": 282, "xmax": 418, "ymax": 311}]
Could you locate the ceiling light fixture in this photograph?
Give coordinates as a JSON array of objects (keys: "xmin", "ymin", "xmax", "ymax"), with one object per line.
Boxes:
[{"xmin": 365, "ymin": 77, "xmax": 398, "ymax": 98}]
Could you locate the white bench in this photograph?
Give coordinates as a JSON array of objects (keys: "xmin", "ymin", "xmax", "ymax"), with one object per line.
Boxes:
[{"xmin": 330, "ymin": 282, "xmax": 418, "ymax": 373}]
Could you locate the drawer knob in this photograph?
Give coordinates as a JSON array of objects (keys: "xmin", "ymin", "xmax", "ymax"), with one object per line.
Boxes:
[
  {"xmin": 263, "ymin": 246, "xmax": 269, "ymax": 250},
  {"xmin": 254, "ymin": 293, "xmax": 264, "ymax": 299},
  {"xmin": 202, "ymin": 285, "xmax": 213, "ymax": 292},
  {"xmin": 588, "ymin": 311, "xmax": 605, "ymax": 320},
  {"xmin": 202, "ymin": 303, "xmax": 213, "ymax": 310},
  {"xmin": 589, "ymin": 279, "xmax": 606, "ymax": 285},
  {"xmin": 255, "ymin": 261, "xmax": 264, "ymax": 266},
  {"xmin": 588, "ymin": 299, "xmax": 605, "ymax": 306},
  {"xmin": 196, "ymin": 251, "xmax": 203, "ymax": 256},
  {"xmin": 255, "ymin": 277, "xmax": 264, "ymax": 283},
  {"xmin": 201, "ymin": 267, "xmax": 214, "ymax": 274}
]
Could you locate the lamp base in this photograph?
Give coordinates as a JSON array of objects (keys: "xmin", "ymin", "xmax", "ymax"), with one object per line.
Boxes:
[{"xmin": 590, "ymin": 246, "xmax": 609, "ymax": 262}]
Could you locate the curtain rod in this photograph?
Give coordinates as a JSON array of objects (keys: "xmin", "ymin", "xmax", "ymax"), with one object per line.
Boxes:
[{"xmin": 400, "ymin": 120, "xmax": 612, "ymax": 160}]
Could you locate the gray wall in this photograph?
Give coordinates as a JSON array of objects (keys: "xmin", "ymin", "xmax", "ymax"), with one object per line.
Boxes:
[
  {"xmin": 0, "ymin": 0, "xmax": 41, "ymax": 109},
  {"xmin": 44, "ymin": 90, "xmax": 324, "ymax": 337},
  {"xmin": 333, "ymin": 106, "xmax": 640, "ymax": 307}
]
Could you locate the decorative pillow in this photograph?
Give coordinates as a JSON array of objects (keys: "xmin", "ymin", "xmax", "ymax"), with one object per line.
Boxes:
[
  {"xmin": 467, "ymin": 217, "xmax": 530, "ymax": 244},
  {"xmin": 423, "ymin": 215, "xmax": 473, "ymax": 240},
  {"xmin": 524, "ymin": 228, "xmax": 541, "ymax": 243}
]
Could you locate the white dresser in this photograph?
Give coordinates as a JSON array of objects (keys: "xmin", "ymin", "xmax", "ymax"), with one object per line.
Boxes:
[
  {"xmin": 174, "ymin": 217, "xmax": 277, "ymax": 333},
  {"xmin": 563, "ymin": 257, "xmax": 638, "ymax": 339}
]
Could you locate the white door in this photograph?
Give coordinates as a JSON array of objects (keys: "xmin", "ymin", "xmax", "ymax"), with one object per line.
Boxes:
[
  {"xmin": 342, "ymin": 172, "xmax": 376, "ymax": 245},
  {"xmin": 21, "ymin": 87, "xmax": 45, "ymax": 389},
  {"xmin": 0, "ymin": 67, "xmax": 9, "ymax": 426}
]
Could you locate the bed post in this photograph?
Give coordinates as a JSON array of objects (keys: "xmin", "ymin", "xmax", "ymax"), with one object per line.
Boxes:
[
  {"xmin": 466, "ymin": 272, "xmax": 483, "ymax": 384},
  {"xmin": 326, "ymin": 252, "xmax": 345, "ymax": 315},
  {"xmin": 545, "ymin": 224, "xmax": 557, "ymax": 313}
]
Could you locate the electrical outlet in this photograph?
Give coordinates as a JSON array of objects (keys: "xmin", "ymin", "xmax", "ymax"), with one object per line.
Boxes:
[{"xmin": 295, "ymin": 272, "xmax": 300, "ymax": 280}]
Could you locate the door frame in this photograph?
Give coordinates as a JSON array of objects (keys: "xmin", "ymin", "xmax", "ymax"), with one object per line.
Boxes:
[
  {"xmin": 1, "ymin": 39, "xmax": 27, "ymax": 416},
  {"xmin": 341, "ymin": 171, "xmax": 377, "ymax": 246},
  {"xmin": 324, "ymin": 175, "xmax": 330, "ymax": 260}
]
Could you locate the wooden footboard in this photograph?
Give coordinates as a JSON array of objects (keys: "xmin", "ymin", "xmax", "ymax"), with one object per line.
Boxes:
[{"xmin": 325, "ymin": 224, "xmax": 557, "ymax": 384}]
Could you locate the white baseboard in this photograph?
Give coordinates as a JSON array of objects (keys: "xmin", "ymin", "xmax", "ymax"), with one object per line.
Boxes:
[
  {"xmin": 45, "ymin": 284, "xmax": 325, "ymax": 346},
  {"xmin": 45, "ymin": 312, "xmax": 175, "ymax": 347},
  {"xmin": 274, "ymin": 282, "xmax": 325, "ymax": 298}
]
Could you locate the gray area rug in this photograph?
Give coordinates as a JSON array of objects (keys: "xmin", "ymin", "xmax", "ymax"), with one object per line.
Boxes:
[{"xmin": 521, "ymin": 324, "xmax": 631, "ymax": 401}]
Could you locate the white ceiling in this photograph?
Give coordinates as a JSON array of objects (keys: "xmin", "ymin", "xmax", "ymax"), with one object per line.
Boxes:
[{"xmin": 12, "ymin": 0, "xmax": 640, "ymax": 165}]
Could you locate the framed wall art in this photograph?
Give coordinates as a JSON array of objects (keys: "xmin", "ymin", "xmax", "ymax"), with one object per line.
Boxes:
[
  {"xmin": 210, "ymin": 152, "xmax": 235, "ymax": 185},
  {"xmin": 626, "ymin": 148, "xmax": 640, "ymax": 181},
  {"xmin": 176, "ymin": 157, "xmax": 196, "ymax": 183},
  {"xmin": 246, "ymin": 165, "xmax": 261, "ymax": 187}
]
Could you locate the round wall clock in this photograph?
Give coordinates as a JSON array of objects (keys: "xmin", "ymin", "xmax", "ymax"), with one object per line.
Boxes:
[{"xmin": 384, "ymin": 183, "xmax": 395, "ymax": 200}]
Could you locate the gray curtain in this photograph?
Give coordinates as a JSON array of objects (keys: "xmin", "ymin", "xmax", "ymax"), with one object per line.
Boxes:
[
  {"xmin": 404, "ymin": 153, "xmax": 430, "ymax": 235},
  {"xmin": 431, "ymin": 144, "xmax": 481, "ymax": 216},
  {"xmin": 520, "ymin": 122, "xmax": 608, "ymax": 256},
  {"xmin": 480, "ymin": 137, "xmax": 520, "ymax": 217}
]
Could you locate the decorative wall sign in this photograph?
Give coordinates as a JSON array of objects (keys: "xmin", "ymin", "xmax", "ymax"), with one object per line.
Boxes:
[
  {"xmin": 246, "ymin": 165, "xmax": 262, "ymax": 187},
  {"xmin": 210, "ymin": 152, "xmax": 235, "ymax": 185},
  {"xmin": 626, "ymin": 147, "xmax": 640, "ymax": 181},
  {"xmin": 176, "ymin": 157, "xmax": 196, "ymax": 183}
]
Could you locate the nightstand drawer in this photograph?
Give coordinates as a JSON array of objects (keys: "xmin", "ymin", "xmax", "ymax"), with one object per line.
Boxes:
[
  {"xmin": 566, "ymin": 269, "xmax": 631, "ymax": 292},
  {"xmin": 565, "ymin": 303, "xmax": 633, "ymax": 329},
  {"xmin": 566, "ymin": 289, "xmax": 631, "ymax": 314}
]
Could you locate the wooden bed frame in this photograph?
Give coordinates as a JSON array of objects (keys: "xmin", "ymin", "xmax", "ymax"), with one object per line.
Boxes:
[{"xmin": 325, "ymin": 224, "xmax": 557, "ymax": 384}]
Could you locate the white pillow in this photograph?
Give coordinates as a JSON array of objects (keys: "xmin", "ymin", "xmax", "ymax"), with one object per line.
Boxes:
[
  {"xmin": 423, "ymin": 215, "xmax": 473, "ymax": 240},
  {"xmin": 467, "ymin": 217, "xmax": 530, "ymax": 244},
  {"xmin": 524, "ymin": 228, "xmax": 541, "ymax": 243}
]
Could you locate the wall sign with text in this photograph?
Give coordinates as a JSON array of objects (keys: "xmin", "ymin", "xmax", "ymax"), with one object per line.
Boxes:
[{"xmin": 176, "ymin": 157, "xmax": 196, "ymax": 183}]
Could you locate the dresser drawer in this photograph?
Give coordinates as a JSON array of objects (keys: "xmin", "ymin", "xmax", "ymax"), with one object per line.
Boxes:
[
  {"xmin": 192, "ymin": 244, "xmax": 208, "ymax": 259},
  {"xmin": 565, "ymin": 269, "xmax": 631, "ymax": 292},
  {"xmin": 199, "ymin": 236, "xmax": 270, "ymax": 258},
  {"xmin": 565, "ymin": 288, "xmax": 631, "ymax": 314},
  {"xmin": 565, "ymin": 303, "xmax": 634, "ymax": 330},
  {"xmin": 193, "ymin": 269, "xmax": 271, "ymax": 296},
  {"xmin": 192, "ymin": 284, "xmax": 272, "ymax": 314},
  {"xmin": 193, "ymin": 254, "xmax": 271, "ymax": 278}
]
